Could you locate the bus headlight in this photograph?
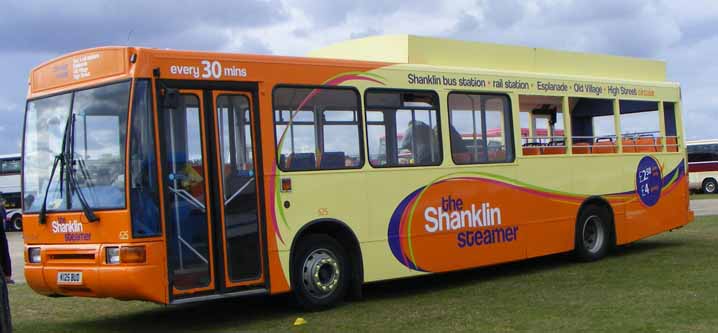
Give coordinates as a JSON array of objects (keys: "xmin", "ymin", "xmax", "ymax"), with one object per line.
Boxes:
[
  {"xmin": 106, "ymin": 247, "xmax": 120, "ymax": 264},
  {"xmin": 28, "ymin": 247, "xmax": 41, "ymax": 263}
]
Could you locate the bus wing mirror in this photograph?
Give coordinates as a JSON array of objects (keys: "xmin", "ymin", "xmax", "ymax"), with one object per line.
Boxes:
[{"xmin": 162, "ymin": 88, "xmax": 180, "ymax": 109}]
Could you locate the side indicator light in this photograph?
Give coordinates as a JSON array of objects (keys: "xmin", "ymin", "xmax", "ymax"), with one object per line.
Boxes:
[
  {"xmin": 120, "ymin": 246, "xmax": 146, "ymax": 264},
  {"xmin": 281, "ymin": 178, "xmax": 292, "ymax": 192}
]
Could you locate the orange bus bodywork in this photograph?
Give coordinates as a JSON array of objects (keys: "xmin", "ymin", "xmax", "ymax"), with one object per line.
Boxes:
[{"xmin": 23, "ymin": 45, "xmax": 692, "ymax": 304}]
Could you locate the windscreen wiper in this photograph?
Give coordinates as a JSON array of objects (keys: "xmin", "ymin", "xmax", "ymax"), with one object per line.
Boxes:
[
  {"xmin": 38, "ymin": 113, "xmax": 72, "ymax": 224},
  {"xmin": 66, "ymin": 114, "xmax": 99, "ymax": 222},
  {"xmin": 38, "ymin": 154, "xmax": 63, "ymax": 224},
  {"xmin": 38, "ymin": 113, "xmax": 99, "ymax": 224}
]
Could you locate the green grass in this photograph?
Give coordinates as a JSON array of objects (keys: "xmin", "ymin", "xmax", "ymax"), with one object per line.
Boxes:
[
  {"xmin": 690, "ymin": 193, "xmax": 718, "ymax": 200},
  {"xmin": 10, "ymin": 216, "xmax": 718, "ymax": 332}
]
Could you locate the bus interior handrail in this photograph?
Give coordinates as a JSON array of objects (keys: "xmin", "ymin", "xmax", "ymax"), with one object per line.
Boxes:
[
  {"xmin": 168, "ymin": 186, "xmax": 206, "ymax": 212},
  {"xmin": 224, "ymin": 177, "xmax": 254, "ymax": 206}
]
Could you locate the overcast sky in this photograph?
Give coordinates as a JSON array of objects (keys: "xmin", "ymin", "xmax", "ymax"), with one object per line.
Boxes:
[{"xmin": 1, "ymin": 0, "xmax": 716, "ymax": 154}]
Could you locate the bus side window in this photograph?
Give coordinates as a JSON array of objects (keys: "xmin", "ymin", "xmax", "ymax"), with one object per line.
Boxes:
[
  {"xmin": 448, "ymin": 93, "xmax": 513, "ymax": 164},
  {"xmin": 688, "ymin": 144, "xmax": 718, "ymax": 163},
  {"xmin": 273, "ymin": 86, "xmax": 363, "ymax": 171},
  {"xmin": 0, "ymin": 159, "xmax": 20, "ymax": 175},
  {"xmin": 619, "ymin": 100, "xmax": 660, "ymax": 152},
  {"xmin": 663, "ymin": 102, "xmax": 678, "ymax": 152},
  {"xmin": 129, "ymin": 80, "xmax": 161, "ymax": 238},
  {"xmin": 364, "ymin": 90, "xmax": 442, "ymax": 167},
  {"xmin": 570, "ymin": 97, "xmax": 615, "ymax": 152}
]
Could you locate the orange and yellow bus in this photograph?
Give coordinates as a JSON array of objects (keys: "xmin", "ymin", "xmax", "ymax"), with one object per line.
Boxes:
[{"xmin": 22, "ymin": 35, "xmax": 693, "ymax": 308}]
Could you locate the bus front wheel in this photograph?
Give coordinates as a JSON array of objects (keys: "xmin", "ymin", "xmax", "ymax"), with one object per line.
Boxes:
[
  {"xmin": 291, "ymin": 234, "xmax": 349, "ymax": 311},
  {"xmin": 574, "ymin": 204, "xmax": 612, "ymax": 261},
  {"xmin": 702, "ymin": 178, "xmax": 717, "ymax": 194}
]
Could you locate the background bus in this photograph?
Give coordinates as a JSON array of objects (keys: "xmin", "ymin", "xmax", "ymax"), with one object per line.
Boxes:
[
  {"xmin": 687, "ymin": 139, "xmax": 718, "ymax": 193},
  {"xmin": 0, "ymin": 154, "xmax": 22, "ymax": 231}
]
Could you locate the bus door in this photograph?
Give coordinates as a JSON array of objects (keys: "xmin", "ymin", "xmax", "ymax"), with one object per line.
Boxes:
[
  {"xmin": 211, "ymin": 91, "xmax": 264, "ymax": 289},
  {"xmin": 160, "ymin": 88, "xmax": 264, "ymax": 300},
  {"xmin": 160, "ymin": 89, "xmax": 217, "ymax": 296}
]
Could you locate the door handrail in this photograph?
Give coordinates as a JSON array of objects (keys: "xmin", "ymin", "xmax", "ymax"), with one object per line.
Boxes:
[
  {"xmin": 168, "ymin": 186, "xmax": 206, "ymax": 212},
  {"xmin": 178, "ymin": 236, "xmax": 209, "ymax": 264},
  {"xmin": 224, "ymin": 177, "xmax": 255, "ymax": 206}
]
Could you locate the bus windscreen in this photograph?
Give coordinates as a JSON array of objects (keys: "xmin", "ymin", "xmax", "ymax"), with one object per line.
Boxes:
[{"xmin": 23, "ymin": 81, "xmax": 130, "ymax": 213}]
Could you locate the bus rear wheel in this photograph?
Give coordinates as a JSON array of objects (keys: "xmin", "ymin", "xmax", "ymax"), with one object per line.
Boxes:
[
  {"xmin": 702, "ymin": 178, "xmax": 717, "ymax": 194},
  {"xmin": 574, "ymin": 204, "xmax": 612, "ymax": 261},
  {"xmin": 292, "ymin": 234, "xmax": 349, "ymax": 311}
]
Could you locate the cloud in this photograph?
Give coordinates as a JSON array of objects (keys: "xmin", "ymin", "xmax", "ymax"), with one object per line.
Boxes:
[
  {"xmin": 237, "ymin": 37, "xmax": 273, "ymax": 55},
  {"xmin": 350, "ymin": 28, "xmax": 383, "ymax": 39},
  {"xmin": 448, "ymin": 0, "xmax": 683, "ymax": 58},
  {"xmin": 0, "ymin": 98, "xmax": 18, "ymax": 114},
  {"xmin": 294, "ymin": 0, "xmax": 403, "ymax": 27},
  {"xmin": 0, "ymin": 0, "xmax": 717, "ymax": 156},
  {"xmin": 0, "ymin": 0, "xmax": 289, "ymax": 53}
]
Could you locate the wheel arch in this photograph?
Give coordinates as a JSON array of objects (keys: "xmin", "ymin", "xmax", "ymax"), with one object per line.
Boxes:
[
  {"xmin": 577, "ymin": 196, "xmax": 616, "ymax": 246},
  {"xmin": 289, "ymin": 218, "xmax": 364, "ymax": 298},
  {"xmin": 7, "ymin": 210, "xmax": 21, "ymax": 220}
]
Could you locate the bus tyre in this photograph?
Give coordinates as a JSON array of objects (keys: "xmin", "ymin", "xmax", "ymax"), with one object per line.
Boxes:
[
  {"xmin": 11, "ymin": 215, "xmax": 21, "ymax": 232},
  {"xmin": 574, "ymin": 205, "xmax": 611, "ymax": 261},
  {"xmin": 702, "ymin": 178, "xmax": 717, "ymax": 194},
  {"xmin": 292, "ymin": 234, "xmax": 349, "ymax": 311}
]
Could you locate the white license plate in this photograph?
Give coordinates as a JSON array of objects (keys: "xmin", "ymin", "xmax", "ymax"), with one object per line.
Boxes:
[{"xmin": 57, "ymin": 272, "xmax": 83, "ymax": 285}]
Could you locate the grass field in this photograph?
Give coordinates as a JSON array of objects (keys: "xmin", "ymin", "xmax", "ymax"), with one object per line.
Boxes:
[
  {"xmin": 690, "ymin": 193, "xmax": 718, "ymax": 200},
  {"xmin": 10, "ymin": 216, "xmax": 718, "ymax": 332}
]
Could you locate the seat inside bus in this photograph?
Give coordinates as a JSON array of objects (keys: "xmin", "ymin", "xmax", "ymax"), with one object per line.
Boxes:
[
  {"xmin": 319, "ymin": 151, "xmax": 346, "ymax": 169},
  {"xmin": 285, "ymin": 153, "xmax": 316, "ymax": 170}
]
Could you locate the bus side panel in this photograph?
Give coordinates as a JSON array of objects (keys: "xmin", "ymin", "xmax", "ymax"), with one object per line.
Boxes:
[
  {"xmin": 688, "ymin": 170, "xmax": 718, "ymax": 191},
  {"xmin": 522, "ymin": 220, "xmax": 575, "ymax": 259},
  {"xmin": 618, "ymin": 155, "xmax": 689, "ymax": 244},
  {"xmin": 258, "ymin": 84, "xmax": 292, "ymax": 295},
  {"xmin": 515, "ymin": 157, "xmax": 578, "ymax": 259},
  {"xmin": 269, "ymin": 171, "xmax": 369, "ymax": 286},
  {"xmin": 255, "ymin": 64, "xmax": 387, "ymax": 294},
  {"xmin": 365, "ymin": 165, "xmax": 546, "ymax": 278},
  {"xmin": 619, "ymin": 186, "xmax": 687, "ymax": 244}
]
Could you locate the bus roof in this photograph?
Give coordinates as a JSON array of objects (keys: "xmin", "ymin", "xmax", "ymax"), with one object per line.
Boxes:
[
  {"xmin": 309, "ymin": 35, "xmax": 668, "ymax": 82},
  {"xmin": 686, "ymin": 139, "xmax": 718, "ymax": 146},
  {"xmin": 27, "ymin": 35, "xmax": 678, "ymax": 99},
  {"xmin": 0, "ymin": 154, "xmax": 20, "ymax": 160},
  {"xmin": 27, "ymin": 46, "xmax": 389, "ymax": 96}
]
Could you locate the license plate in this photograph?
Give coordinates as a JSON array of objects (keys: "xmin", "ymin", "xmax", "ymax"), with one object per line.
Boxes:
[{"xmin": 57, "ymin": 272, "xmax": 83, "ymax": 285}]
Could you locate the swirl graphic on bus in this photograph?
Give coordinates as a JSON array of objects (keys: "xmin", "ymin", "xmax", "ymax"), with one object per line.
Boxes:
[{"xmin": 387, "ymin": 159, "xmax": 685, "ymax": 272}]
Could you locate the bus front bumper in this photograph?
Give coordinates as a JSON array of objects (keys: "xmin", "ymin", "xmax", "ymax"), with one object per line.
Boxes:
[{"xmin": 24, "ymin": 242, "xmax": 168, "ymax": 304}]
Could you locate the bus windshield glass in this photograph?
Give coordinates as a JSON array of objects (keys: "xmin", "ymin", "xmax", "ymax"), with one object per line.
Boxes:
[{"xmin": 23, "ymin": 81, "xmax": 130, "ymax": 212}]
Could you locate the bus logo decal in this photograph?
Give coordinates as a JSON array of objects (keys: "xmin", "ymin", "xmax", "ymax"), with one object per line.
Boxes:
[
  {"xmin": 636, "ymin": 156, "xmax": 662, "ymax": 207},
  {"xmin": 387, "ymin": 160, "xmax": 685, "ymax": 272},
  {"xmin": 50, "ymin": 217, "xmax": 91, "ymax": 242}
]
